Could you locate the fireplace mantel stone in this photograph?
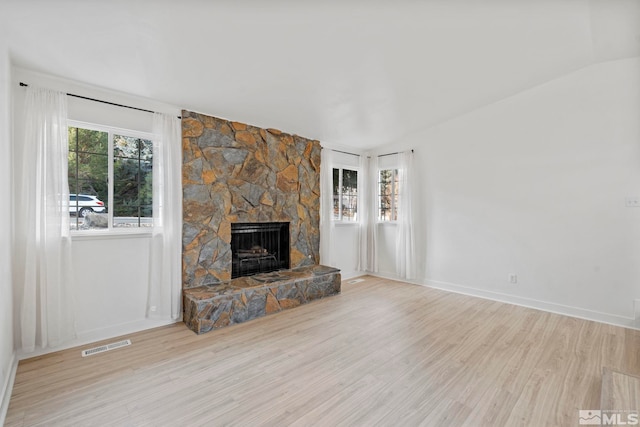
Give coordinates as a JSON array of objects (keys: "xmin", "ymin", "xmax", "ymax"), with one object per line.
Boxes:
[{"xmin": 183, "ymin": 265, "xmax": 341, "ymax": 334}]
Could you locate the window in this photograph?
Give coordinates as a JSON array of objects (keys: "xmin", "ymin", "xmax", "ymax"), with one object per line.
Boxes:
[
  {"xmin": 68, "ymin": 123, "xmax": 153, "ymax": 231},
  {"xmin": 332, "ymin": 167, "xmax": 358, "ymax": 221},
  {"xmin": 378, "ymin": 169, "xmax": 398, "ymax": 221}
]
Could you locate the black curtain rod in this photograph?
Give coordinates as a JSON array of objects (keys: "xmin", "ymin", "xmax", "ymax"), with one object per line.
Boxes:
[
  {"xmin": 19, "ymin": 82, "xmax": 181, "ymax": 119},
  {"xmin": 378, "ymin": 149, "xmax": 414, "ymax": 158}
]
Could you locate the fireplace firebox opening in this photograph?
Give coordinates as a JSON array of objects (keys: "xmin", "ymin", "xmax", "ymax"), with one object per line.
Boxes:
[{"xmin": 231, "ymin": 222, "xmax": 290, "ymax": 279}]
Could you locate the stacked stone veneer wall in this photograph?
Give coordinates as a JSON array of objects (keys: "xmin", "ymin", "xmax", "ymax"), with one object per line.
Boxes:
[{"xmin": 182, "ymin": 110, "xmax": 321, "ymax": 288}]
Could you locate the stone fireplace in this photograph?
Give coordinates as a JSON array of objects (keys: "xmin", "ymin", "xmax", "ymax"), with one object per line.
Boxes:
[
  {"xmin": 182, "ymin": 111, "xmax": 321, "ymax": 289},
  {"xmin": 231, "ymin": 222, "xmax": 290, "ymax": 278}
]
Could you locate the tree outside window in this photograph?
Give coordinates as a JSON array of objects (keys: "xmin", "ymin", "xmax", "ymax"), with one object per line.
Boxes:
[
  {"xmin": 379, "ymin": 169, "xmax": 398, "ymax": 221},
  {"xmin": 113, "ymin": 134, "xmax": 153, "ymax": 219}
]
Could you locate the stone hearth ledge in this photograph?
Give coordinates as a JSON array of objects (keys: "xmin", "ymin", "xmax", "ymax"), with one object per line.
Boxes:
[{"xmin": 183, "ymin": 265, "xmax": 341, "ymax": 334}]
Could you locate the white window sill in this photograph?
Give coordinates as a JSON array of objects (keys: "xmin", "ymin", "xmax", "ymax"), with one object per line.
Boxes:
[
  {"xmin": 71, "ymin": 229, "xmax": 154, "ymax": 240},
  {"xmin": 333, "ymin": 221, "xmax": 359, "ymax": 227},
  {"xmin": 377, "ymin": 221, "xmax": 398, "ymax": 225}
]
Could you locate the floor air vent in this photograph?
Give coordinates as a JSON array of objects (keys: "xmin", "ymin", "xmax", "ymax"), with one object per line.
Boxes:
[
  {"xmin": 81, "ymin": 339, "xmax": 132, "ymax": 357},
  {"xmin": 348, "ymin": 278, "xmax": 365, "ymax": 284}
]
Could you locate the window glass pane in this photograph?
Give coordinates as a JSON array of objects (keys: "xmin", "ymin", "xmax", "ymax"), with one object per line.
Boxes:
[
  {"xmin": 114, "ymin": 159, "xmax": 139, "ymax": 215},
  {"xmin": 114, "ymin": 134, "xmax": 152, "ymax": 161},
  {"xmin": 341, "ymin": 169, "xmax": 358, "ymax": 221},
  {"xmin": 332, "ymin": 168, "xmax": 340, "ymax": 220},
  {"xmin": 68, "ymin": 126, "xmax": 154, "ymax": 232},
  {"xmin": 379, "ymin": 169, "xmax": 393, "ymax": 221},
  {"xmin": 140, "ymin": 161, "xmax": 153, "ymax": 218},
  {"xmin": 113, "ymin": 135, "xmax": 153, "ymax": 228},
  {"xmin": 392, "ymin": 169, "xmax": 399, "ymax": 221},
  {"xmin": 68, "ymin": 127, "xmax": 108, "ymax": 230},
  {"xmin": 71, "ymin": 127, "xmax": 108, "ymax": 155}
]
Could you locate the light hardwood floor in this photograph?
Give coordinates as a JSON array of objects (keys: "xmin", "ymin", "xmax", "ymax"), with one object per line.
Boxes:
[
  {"xmin": 601, "ymin": 368, "xmax": 640, "ymax": 413},
  {"xmin": 5, "ymin": 276, "xmax": 640, "ymax": 426}
]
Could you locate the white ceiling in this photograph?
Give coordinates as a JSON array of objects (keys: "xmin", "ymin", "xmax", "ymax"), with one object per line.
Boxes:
[{"xmin": 2, "ymin": 0, "xmax": 639, "ymax": 150}]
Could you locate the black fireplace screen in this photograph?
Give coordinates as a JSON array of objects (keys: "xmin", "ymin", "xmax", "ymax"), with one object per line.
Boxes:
[{"xmin": 231, "ymin": 222, "xmax": 290, "ymax": 279}]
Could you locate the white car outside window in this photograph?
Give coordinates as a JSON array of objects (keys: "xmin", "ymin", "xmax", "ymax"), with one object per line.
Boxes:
[{"xmin": 70, "ymin": 194, "xmax": 106, "ymax": 217}]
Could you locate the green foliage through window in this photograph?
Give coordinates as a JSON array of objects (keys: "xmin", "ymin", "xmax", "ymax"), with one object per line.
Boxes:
[
  {"xmin": 113, "ymin": 135, "xmax": 153, "ymax": 218},
  {"xmin": 68, "ymin": 127, "xmax": 108, "ymax": 201},
  {"xmin": 379, "ymin": 169, "xmax": 398, "ymax": 221}
]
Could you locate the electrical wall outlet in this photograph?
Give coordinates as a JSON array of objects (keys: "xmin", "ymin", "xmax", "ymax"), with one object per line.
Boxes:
[
  {"xmin": 508, "ymin": 274, "xmax": 518, "ymax": 284},
  {"xmin": 625, "ymin": 197, "xmax": 640, "ymax": 207}
]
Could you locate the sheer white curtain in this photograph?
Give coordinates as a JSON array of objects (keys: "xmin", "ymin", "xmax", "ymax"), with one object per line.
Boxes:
[
  {"xmin": 319, "ymin": 148, "xmax": 335, "ymax": 266},
  {"xmin": 15, "ymin": 87, "xmax": 76, "ymax": 352},
  {"xmin": 359, "ymin": 155, "xmax": 378, "ymax": 272},
  {"xmin": 396, "ymin": 151, "xmax": 416, "ymax": 280},
  {"xmin": 147, "ymin": 113, "xmax": 183, "ymax": 320}
]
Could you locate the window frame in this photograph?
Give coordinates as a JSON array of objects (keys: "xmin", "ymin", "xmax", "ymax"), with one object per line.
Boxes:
[
  {"xmin": 68, "ymin": 120, "xmax": 155, "ymax": 237},
  {"xmin": 378, "ymin": 168, "xmax": 399, "ymax": 223},
  {"xmin": 332, "ymin": 164, "xmax": 360, "ymax": 224}
]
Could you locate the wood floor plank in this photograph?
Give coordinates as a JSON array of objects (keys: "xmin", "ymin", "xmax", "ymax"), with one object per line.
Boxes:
[
  {"xmin": 601, "ymin": 368, "xmax": 640, "ymax": 412},
  {"xmin": 6, "ymin": 275, "xmax": 640, "ymax": 426}
]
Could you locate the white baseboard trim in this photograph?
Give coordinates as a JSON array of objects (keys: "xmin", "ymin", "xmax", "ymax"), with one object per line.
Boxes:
[
  {"xmin": 424, "ymin": 278, "xmax": 639, "ymax": 330},
  {"xmin": 367, "ymin": 270, "xmax": 421, "ymax": 283},
  {"xmin": 0, "ymin": 352, "xmax": 18, "ymax": 427},
  {"xmin": 18, "ymin": 318, "xmax": 179, "ymax": 361},
  {"xmin": 339, "ymin": 270, "xmax": 363, "ymax": 281},
  {"xmin": 366, "ymin": 272, "xmax": 639, "ymax": 331}
]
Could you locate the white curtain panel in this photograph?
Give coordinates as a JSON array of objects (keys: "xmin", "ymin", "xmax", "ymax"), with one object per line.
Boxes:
[
  {"xmin": 357, "ymin": 154, "xmax": 368, "ymax": 272},
  {"xmin": 396, "ymin": 150, "xmax": 416, "ymax": 280},
  {"xmin": 147, "ymin": 113, "xmax": 183, "ymax": 320},
  {"xmin": 359, "ymin": 155, "xmax": 379, "ymax": 272},
  {"xmin": 319, "ymin": 148, "xmax": 335, "ymax": 266},
  {"xmin": 16, "ymin": 87, "xmax": 76, "ymax": 352}
]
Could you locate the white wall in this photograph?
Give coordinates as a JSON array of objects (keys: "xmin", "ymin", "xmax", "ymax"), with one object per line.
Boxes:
[
  {"xmin": 69, "ymin": 236, "xmax": 167, "ymax": 345},
  {"xmin": 331, "ymin": 224, "xmax": 360, "ymax": 279},
  {"xmin": 11, "ymin": 68, "xmax": 180, "ymax": 358},
  {"xmin": 376, "ymin": 224, "xmax": 398, "ymax": 277},
  {"xmin": 0, "ymin": 41, "xmax": 17, "ymax": 425},
  {"xmin": 376, "ymin": 58, "xmax": 640, "ymax": 327}
]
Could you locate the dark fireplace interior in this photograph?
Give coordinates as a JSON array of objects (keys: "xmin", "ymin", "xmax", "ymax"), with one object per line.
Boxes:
[{"xmin": 231, "ymin": 222, "xmax": 290, "ymax": 279}]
